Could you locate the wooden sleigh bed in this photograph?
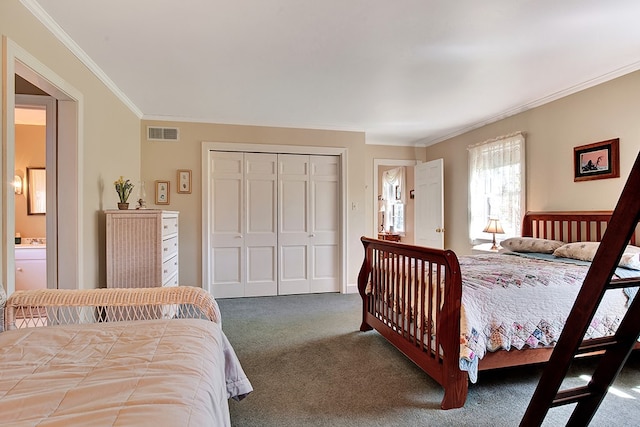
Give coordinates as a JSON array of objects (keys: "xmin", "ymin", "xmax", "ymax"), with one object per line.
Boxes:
[
  {"xmin": 0, "ymin": 286, "xmax": 252, "ymax": 426},
  {"xmin": 357, "ymin": 211, "xmax": 640, "ymax": 410}
]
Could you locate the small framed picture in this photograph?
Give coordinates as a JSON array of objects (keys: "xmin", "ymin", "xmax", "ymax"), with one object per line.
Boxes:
[
  {"xmin": 177, "ymin": 169, "xmax": 192, "ymax": 194},
  {"xmin": 573, "ymin": 138, "xmax": 620, "ymax": 182},
  {"xmin": 155, "ymin": 180, "xmax": 170, "ymax": 205}
]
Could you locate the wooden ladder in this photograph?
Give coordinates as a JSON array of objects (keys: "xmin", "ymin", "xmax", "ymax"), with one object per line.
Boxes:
[{"xmin": 520, "ymin": 151, "xmax": 640, "ymax": 427}]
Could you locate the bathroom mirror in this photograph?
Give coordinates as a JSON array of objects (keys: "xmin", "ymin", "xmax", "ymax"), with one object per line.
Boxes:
[{"xmin": 27, "ymin": 167, "xmax": 46, "ymax": 215}]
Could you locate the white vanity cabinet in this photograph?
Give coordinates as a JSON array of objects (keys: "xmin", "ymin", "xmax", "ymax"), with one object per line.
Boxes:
[
  {"xmin": 15, "ymin": 246, "xmax": 47, "ymax": 291},
  {"xmin": 105, "ymin": 210, "xmax": 179, "ymax": 288}
]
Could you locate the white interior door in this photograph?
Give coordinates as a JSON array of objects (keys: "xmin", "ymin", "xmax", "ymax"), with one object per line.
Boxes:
[
  {"xmin": 309, "ymin": 156, "xmax": 340, "ymax": 293},
  {"xmin": 210, "ymin": 152, "xmax": 278, "ymax": 297},
  {"xmin": 278, "ymin": 154, "xmax": 310, "ymax": 295},
  {"xmin": 207, "ymin": 149, "xmax": 341, "ymax": 297},
  {"xmin": 210, "ymin": 152, "xmax": 245, "ymax": 298},
  {"xmin": 244, "ymin": 153, "xmax": 278, "ymax": 296},
  {"xmin": 278, "ymin": 154, "xmax": 340, "ymax": 295},
  {"xmin": 415, "ymin": 159, "xmax": 444, "ymax": 249}
]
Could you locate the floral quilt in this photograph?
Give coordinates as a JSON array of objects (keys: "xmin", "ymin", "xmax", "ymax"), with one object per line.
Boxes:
[{"xmin": 458, "ymin": 253, "xmax": 630, "ymax": 383}]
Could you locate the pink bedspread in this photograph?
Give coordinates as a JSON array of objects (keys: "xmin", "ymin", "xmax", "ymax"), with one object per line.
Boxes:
[{"xmin": 0, "ymin": 318, "xmax": 252, "ymax": 426}]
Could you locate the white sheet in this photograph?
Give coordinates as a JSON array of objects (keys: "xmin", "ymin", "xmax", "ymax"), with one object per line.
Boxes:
[{"xmin": 0, "ymin": 318, "xmax": 252, "ymax": 426}]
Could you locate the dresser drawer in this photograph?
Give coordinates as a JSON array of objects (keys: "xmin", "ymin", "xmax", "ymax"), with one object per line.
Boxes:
[
  {"xmin": 162, "ymin": 216, "xmax": 178, "ymax": 237},
  {"xmin": 162, "ymin": 235, "xmax": 178, "ymax": 261},
  {"xmin": 162, "ymin": 256, "xmax": 178, "ymax": 283},
  {"xmin": 163, "ymin": 271, "xmax": 179, "ymax": 287}
]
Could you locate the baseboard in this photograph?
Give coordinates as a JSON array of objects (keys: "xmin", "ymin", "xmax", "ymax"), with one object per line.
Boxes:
[{"xmin": 346, "ymin": 283, "xmax": 358, "ymax": 294}]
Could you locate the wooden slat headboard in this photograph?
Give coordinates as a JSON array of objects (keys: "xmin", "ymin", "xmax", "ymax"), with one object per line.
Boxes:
[{"xmin": 522, "ymin": 211, "xmax": 637, "ymax": 245}]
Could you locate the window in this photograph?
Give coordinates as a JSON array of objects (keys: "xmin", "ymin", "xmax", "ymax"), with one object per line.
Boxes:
[
  {"xmin": 468, "ymin": 132, "xmax": 525, "ymax": 243},
  {"xmin": 381, "ymin": 167, "xmax": 406, "ymax": 233}
]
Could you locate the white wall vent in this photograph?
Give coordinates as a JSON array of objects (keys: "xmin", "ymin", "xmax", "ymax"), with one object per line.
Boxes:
[{"xmin": 147, "ymin": 126, "xmax": 179, "ymax": 141}]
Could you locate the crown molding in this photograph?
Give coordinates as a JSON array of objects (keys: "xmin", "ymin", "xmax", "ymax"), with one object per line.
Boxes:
[{"xmin": 20, "ymin": 0, "xmax": 143, "ymax": 118}]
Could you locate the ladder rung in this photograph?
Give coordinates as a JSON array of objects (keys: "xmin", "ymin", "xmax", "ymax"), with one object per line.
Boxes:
[
  {"xmin": 551, "ymin": 386, "xmax": 593, "ymax": 407},
  {"xmin": 576, "ymin": 336, "xmax": 618, "ymax": 355},
  {"xmin": 608, "ymin": 277, "xmax": 640, "ymax": 289}
]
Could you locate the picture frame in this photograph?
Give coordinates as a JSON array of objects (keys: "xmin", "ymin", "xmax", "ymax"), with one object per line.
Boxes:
[
  {"xmin": 177, "ymin": 169, "xmax": 192, "ymax": 194},
  {"xmin": 155, "ymin": 180, "xmax": 170, "ymax": 205},
  {"xmin": 573, "ymin": 138, "xmax": 620, "ymax": 182}
]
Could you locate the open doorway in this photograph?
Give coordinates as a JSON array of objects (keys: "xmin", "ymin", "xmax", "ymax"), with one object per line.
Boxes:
[
  {"xmin": 14, "ymin": 91, "xmax": 54, "ymax": 291},
  {"xmin": 372, "ymin": 159, "xmax": 416, "ymax": 245},
  {"xmin": 4, "ymin": 38, "xmax": 82, "ymax": 294}
]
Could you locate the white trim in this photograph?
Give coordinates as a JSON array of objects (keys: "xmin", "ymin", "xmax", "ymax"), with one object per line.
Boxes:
[
  {"xmin": 19, "ymin": 0, "xmax": 142, "ymax": 119},
  {"xmin": 6, "ymin": 37, "xmax": 83, "ymax": 292},
  {"xmin": 372, "ymin": 159, "xmax": 417, "ymax": 238},
  {"xmin": 201, "ymin": 141, "xmax": 348, "ymax": 294}
]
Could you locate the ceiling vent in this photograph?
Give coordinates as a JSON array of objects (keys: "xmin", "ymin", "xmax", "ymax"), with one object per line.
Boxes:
[{"xmin": 147, "ymin": 126, "xmax": 179, "ymax": 141}]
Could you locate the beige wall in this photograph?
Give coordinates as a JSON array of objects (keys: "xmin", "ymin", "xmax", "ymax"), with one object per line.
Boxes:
[
  {"xmin": 2, "ymin": 0, "xmax": 141, "ymax": 290},
  {"xmin": 14, "ymin": 124, "xmax": 46, "ymax": 238},
  {"xmin": 424, "ymin": 70, "xmax": 640, "ymax": 255}
]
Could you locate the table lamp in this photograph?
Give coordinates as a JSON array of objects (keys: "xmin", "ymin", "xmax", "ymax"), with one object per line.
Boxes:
[{"xmin": 483, "ymin": 218, "xmax": 504, "ymax": 250}]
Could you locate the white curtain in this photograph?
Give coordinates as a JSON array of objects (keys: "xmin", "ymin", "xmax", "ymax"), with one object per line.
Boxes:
[{"xmin": 468, "ymin": 132, "xmax": 525, "ymax": 242}]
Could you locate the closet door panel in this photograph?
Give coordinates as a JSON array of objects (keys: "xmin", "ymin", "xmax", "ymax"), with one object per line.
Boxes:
[
  {"xmin": 210, "ymin": 152, "xmax": 245, "ymax": 298},
  {"xmin": 278, "ymin": 154, "xmax": 311, "ymax": 295},
  {"xmin": 309, "ymin": 155, "xmax": 340, "ymax": 293},
  {"xmin": 244, "ymin": 153, "xmax": 278, "ymax": 296}
]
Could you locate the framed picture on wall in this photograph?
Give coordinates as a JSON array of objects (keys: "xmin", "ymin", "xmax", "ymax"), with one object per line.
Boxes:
[
  {"xmin": 177, "ymin": 169, "xmax": 192, "ymax": 194},
  {"xmin": 573, "ymin": 138, "xmax": 620, "ymax": 182},
  {"xmin": 155, "ymin": 180, "xmax": 170, "ymax": 205}
]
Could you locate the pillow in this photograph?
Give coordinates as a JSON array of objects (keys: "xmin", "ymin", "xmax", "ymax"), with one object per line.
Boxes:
[
  {"xmin": 553, "ymin": 241, "xmax": 640, "ymax": 262},
  {"xmin": 620, "ymin": 253, "xmax": 640, "ymax": 270},
  {"xmin": 500, "ymin": 237, "xmax": 565, "ymax": 254}
]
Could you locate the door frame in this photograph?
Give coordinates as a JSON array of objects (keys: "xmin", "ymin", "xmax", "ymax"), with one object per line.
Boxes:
[
  {"xmin": 201, "ymin": 141, "xmax": 347, "ymax": 295},
  {"xmin": 372, "ymin": 159, "xmax": 417, "ymax": 238},
  {"xmin": 3, "ymin": 37, "xmax": 82, "ymax": 294}
]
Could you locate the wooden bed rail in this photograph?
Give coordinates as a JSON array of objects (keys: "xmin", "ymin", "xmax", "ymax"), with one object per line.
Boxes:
[{"xmin": 357, "ymin": 236, "xmax": 467, "ymax": 409}]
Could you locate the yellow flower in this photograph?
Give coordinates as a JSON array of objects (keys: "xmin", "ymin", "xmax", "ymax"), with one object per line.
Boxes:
[{"xmin": 114, "ymin": 176, "xmax": 134, "ymax": 203}]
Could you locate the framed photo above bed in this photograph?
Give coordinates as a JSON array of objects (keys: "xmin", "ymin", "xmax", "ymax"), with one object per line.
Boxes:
[{"xmin": 573, "ymin": 138, "xmax": 620, "ymax": 182}]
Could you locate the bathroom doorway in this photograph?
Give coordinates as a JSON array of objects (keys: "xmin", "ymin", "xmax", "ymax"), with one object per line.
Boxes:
[
  {"xmin": 4, "ymin": 39, "xmax": 82, "ymax": 295},
  {"xmin": 14, "ymin": 92, "xmax": 54, "ymax": 291}
]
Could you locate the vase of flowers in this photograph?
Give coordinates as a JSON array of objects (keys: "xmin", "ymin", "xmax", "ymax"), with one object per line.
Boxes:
[{"xmin": 114, "ymin": 176, "xmax": 134, "ymax": 210}]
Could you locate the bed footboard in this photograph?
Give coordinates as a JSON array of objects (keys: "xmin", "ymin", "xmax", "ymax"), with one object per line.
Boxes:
[
  {"xmin": 357, "ymin": 237, "xmax": 467, "ymax": 409},
  {"xmin": 4, "ymin": 286, "xmax": 220, "ymax": 330}
]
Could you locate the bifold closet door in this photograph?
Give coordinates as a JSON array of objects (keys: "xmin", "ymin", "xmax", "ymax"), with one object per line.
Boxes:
[
  {"xmin": 278, "ymin": 154, "xmax": 339, "ymax": 295},
  {"xmin": 210, "ymin": 152, "xmax": 277, "ymax": 298}
]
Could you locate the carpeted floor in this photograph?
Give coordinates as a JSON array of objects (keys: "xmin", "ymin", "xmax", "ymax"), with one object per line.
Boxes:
[{"xmin": 218, "ymin": 293, "xmax": 640, "ymax": 426}]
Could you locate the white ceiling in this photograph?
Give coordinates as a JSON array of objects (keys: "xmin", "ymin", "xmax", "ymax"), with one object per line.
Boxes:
[{"xmin": 26, "ymin": 0, "xmax": 640, "ymax": 146}]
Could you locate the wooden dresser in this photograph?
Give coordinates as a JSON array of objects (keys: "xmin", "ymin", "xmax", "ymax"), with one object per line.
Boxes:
[{"xmin": 105, "ymin": 210, "xmax": 179, "ymax": 288}]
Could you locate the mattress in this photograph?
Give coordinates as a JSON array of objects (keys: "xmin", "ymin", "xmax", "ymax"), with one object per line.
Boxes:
[{"xmin": 0, "ymin": 318, "xmax": 252, "ymax": 426}]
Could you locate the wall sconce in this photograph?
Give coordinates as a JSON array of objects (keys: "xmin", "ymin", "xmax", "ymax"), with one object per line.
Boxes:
[
  {"xmin": 13, "ymin": 175, "xmax": 23, "ymax": 195},
  {"xmin": 483, "ymin": 218, "xmax": 505, "ymax": 250}
]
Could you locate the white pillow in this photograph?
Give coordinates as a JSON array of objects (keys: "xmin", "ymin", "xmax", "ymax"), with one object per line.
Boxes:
[
  {"xmin": 500, "ymin": 237, "xmax": 565, "ymax": 254},
  {"xmin": 620, "ymin": 253, "xmax": 640, "ymax": 270},
  {"xmin": 553, "ymin": 241, "xmax": 640, "ymax": 263}
]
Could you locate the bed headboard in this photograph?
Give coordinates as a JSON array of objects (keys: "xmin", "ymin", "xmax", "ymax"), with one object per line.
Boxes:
[{"xmin": 522, "ymin": 211, "xmax": 638, "ymax": 245}]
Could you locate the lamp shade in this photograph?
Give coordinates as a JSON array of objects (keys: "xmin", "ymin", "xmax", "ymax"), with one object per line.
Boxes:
[{"xmin": 483, "ymin": 218, "xmax": 504, "ymax": 235}]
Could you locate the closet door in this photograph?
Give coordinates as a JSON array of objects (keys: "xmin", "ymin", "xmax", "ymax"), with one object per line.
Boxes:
[
  {"xmin": 309, "ymin": 155, "xmax": 340, "ymax": 293},
  {"xmin": 278, "ymin": 154, "xmax": 310, "ymax": 295},
  {"xmin": 210, "ymin": 152, "xmax": 277, "ymax": 297},
  {"xmin": 278, "ymin": 154, "xmax": 339, "ymax": 295},
  {"xmin": 210, "ymin": 152, "xmax": 244, "ymax": 298},
  {"xmin": 244, "ymin": 153, "xmax": 278, "ymax": 296}
]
